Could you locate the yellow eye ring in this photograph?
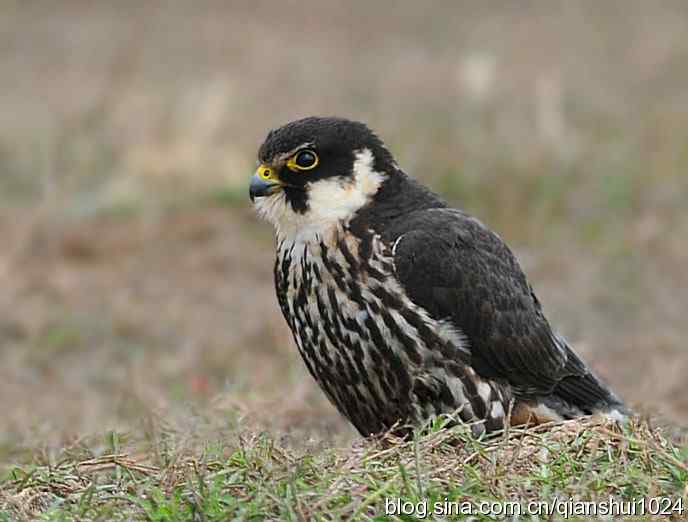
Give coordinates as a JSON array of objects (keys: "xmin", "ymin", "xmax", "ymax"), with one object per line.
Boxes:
[
  {"xmin": 287, "ymin": 149, "xmax": 319, "ymax": 171},
  {"xmin": 257, "ymin": 165, "xmax": 275, "ymax": 180}
]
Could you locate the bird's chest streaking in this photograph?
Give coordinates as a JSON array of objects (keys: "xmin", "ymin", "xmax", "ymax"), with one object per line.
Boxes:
[{"xmin": 274, "ymin": 225, "xmax": 510, "ymax": 437}]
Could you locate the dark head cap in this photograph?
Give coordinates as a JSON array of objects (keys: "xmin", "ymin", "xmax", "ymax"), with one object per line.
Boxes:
[{"xmin": 258, "ymin": 116, "xmax": 394, "ymax": 173}]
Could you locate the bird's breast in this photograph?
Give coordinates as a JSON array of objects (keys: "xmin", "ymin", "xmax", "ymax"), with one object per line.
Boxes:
[{"xmin": 273, "ymin": 226, "xmax": 507, "ymax": 436}]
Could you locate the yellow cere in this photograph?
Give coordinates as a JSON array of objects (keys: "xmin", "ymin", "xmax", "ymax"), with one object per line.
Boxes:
[{"xmin": 258, "ymin": 165, "xmax": 277, "ymax": 181}]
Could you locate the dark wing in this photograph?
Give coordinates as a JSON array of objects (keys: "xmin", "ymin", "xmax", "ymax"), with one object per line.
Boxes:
[{"xmin": 386, "ymin": 208, "xmax": 610, "ymax": 406}]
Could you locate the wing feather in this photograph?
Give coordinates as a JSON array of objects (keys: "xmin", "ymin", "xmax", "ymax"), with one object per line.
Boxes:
[{"xmin": 386, "ymin": 208, "xmax": 576, "ymax": 399}]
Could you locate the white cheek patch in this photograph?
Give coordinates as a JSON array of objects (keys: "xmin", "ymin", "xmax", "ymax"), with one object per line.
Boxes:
[
  {"xmin": 253, "ymin": 191, "xmax": 291, "ymax": 228},
  {"xmin": 254, "ymin": 148, "xmax": 386, "ymax": 245}
]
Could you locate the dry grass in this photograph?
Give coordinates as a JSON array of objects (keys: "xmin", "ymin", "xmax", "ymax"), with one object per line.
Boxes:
[{"xmin": 1, "ymin": 417, "xmax": 686, "ymax": 520}]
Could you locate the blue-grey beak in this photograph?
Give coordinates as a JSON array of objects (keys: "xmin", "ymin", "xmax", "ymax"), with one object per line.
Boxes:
[{"xmin": 249, "ymin": 166, "xmax": 282, "ymax": 202}]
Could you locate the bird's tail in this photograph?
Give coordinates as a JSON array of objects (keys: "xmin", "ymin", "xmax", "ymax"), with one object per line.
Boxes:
[{"xmin": 541, "ymin": 336, "xmax": 630, "ymax": 422}]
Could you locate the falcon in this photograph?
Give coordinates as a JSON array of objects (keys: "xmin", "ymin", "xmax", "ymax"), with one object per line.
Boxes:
[{"xmin": 249, "ymin": 116, "xmax": 627, "ymax": 437}]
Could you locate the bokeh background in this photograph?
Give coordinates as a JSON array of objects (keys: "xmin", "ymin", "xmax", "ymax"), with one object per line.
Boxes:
[{"xmin": 1, "ymin": 1, "xmax": 687, "ymax": 463}]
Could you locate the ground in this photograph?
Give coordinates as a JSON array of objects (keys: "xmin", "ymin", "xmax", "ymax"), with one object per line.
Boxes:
[{"xmin": 1, "ymin": 1, "xmax": 687, "ymax": 520}]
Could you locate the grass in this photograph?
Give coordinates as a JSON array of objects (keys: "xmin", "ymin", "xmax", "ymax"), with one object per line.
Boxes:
[
  {"xmin": 1, "ymin": 417, "xmax": 686, "ymax": 521},
  {"xmin": 2, "ymin": 2, "xmax": 688, "ymax": 520}
]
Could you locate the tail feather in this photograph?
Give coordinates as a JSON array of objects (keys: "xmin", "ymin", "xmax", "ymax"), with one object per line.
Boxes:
[{"xmin": 545, "ymin": 337, "xmax": 629, "ymax": 420}]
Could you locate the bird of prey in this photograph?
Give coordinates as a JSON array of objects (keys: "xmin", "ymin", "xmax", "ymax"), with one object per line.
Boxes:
[{"xmin": 249, "ymin": 116, "xmax": 627, "ymax": 438}]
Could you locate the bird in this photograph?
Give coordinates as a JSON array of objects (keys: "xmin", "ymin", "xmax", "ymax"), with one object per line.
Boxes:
[{"xmin": 249, "ymin": 116, "xmax": 627, "ymax": 438}]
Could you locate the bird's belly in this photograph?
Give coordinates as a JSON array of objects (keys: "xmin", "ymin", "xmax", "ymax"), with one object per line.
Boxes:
[
  {"xmin": 289, "ymin": 281, "xmax": 402, "ymax": 435},
  {"xmin": 276, "ymin": 234, "xmax": 509, "ymax": 437},
  {"xmin": 290, "ymin": 276, "xmax": 508, "ymax": 437}
]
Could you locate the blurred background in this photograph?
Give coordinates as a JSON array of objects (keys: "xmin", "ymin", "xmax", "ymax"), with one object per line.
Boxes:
[{"xmin": 1, "ymin": 1, "xmax": 687, "ymax": 463}]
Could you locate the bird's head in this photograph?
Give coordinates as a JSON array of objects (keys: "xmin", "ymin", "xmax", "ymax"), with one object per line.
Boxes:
[{"xmin": 249, "ymin": 117, "xmax": 395, "ymax": 240}]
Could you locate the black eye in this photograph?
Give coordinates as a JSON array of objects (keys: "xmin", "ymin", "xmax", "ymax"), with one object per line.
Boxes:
[{"xmin": 292, "ymin": 150, "xmax": 318, "ymax": 170}]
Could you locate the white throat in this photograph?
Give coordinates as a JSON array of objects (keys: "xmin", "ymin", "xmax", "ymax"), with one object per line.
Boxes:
[{"xmin": 253, "ymin": 148, "xmax": 386, "ymax": 245}]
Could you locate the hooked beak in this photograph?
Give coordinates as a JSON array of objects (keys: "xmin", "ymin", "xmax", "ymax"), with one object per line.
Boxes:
[{"xmin": 249, "ymin": 165, "xmax": 282, "ymax": 202}]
